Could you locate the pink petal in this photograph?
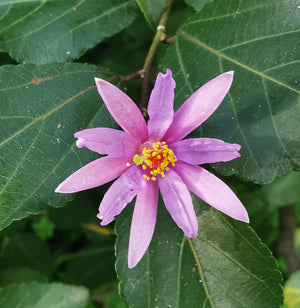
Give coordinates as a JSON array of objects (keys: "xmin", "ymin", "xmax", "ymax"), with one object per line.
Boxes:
[
  {"xmin": 128, "ymin": 181, "xmax": 158, "ymax": 268},
  {"xmin": 95, "ymin": 78, "xmax": 148, "ymax": 142},
  {"xmin": 147, "ymin": 68, "xmax": 175, "ymax": 140},
  {"xmin": 171, "ymin": 138, "xmax": 241, "ymax": 165},
  {"xmin": 55, "ymin": 156, "xmax": 130, "ymax": 193},
  {"xmin": 158, "ymin": 169, "xmax": 198, "ymax": 238},
  {"xmin": 174, "ymin": 161, "xmax": 249, "ymax": 222},
  {"xmin": 98, "ymin": 166, "xmax": 146, "ymax": 225},
  {"xmin": 164, "ymin": 71, "xmax": 234, "ymax": 143},
  {"xmin": 74, "ymin": 127, "xmax": 139, "ymax": 157}
]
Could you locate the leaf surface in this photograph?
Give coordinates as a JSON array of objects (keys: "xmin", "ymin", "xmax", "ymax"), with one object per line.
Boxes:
[
  {"xmin": 258, "ymin": 171, "xmax": 300, "ymax": 207},
  {"xmin": 0, "ymin": 282, "xmax": 89, "ymax": 308},
  {"xmin": 161, "ymin": 0, "xmax": 300, "ymax": 184},
  {"xmin": 135, "ymin": 0, "xmax": 167, "ymax": 30},
  {"xmin": 0, "ymin": 0, "xmax": 138, "ymax": 64},
  {"xmin": 184, "ymin": 0, "xmax": 212, "ymax": 10},
  {"xmin": 0, "ymin": 233, "xmax": 52, "ymax": 276},
  {"xmin": 0, "ymin": 63, "xmax": 114, "ymax": 230},
  {"xmin": 115, "ymin": 198, "xmax": 283, "ymax": 307}
]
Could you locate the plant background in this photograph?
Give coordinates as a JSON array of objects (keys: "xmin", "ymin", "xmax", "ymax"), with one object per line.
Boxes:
[{"xmin": 0, "ymin": 0, "xmax": 299, "ymax": 307}]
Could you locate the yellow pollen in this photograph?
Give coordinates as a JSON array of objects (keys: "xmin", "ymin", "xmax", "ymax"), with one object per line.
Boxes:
[{"xmin": 133, "ymin": 141, "xmax": 177, "ymax": 181}]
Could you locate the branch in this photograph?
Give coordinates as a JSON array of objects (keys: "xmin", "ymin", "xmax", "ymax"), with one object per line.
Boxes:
[
  {"xmin": 141, "ymin": 0, "xmax": 173, "ymax": 75},
  {"xmin": 138, "ymin": 0, "xmax": 174, "ymax": 116}
]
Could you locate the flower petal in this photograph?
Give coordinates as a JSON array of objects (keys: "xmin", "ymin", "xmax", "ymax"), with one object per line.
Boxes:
[
  {"xmin": 74, "ymin": 127, "xmax": 139, "ymax": 157},
  {"xmin": 158, "ymin": 169, "xmax": 198, "ymax": 238},
  {"xmin": 95, "ymin": 78, "xmax": 148, "ymax": 141},
  {"xmin": 164, "ymin": 71, "xmax": 234, "ymax": 143},
  {"xmin": 98, "ymin": 166, "xmax": 146, "ymax": 225},
  {"xmin": 55, "ymin": 156, "xmax": 130, "ymax": 193},
  {"xmin": 128, "ymin": 181, "xmax": 158, "ymax": 268},
  {"xmin": 174, "ymin": 161, "xmax": 249, "ymax": 222},
  {"xmin": 171, "ymin": 138, "xmax": 241, "ymax": 165},
  {"xmin": 147, "ymin": 68, "xmax": 175, "ymax": 140}
]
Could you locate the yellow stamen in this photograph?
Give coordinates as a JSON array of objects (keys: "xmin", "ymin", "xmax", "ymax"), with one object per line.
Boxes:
[
  {"xmin": 133, "ymin": 141, "xmax": 177, "ymax": 181},
  {"xmin": 133, "ymin": 154, "xmax": 145, "ymax": 165}
]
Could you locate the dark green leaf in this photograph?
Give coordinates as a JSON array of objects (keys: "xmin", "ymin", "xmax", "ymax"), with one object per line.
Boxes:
[
  {"xmin": 48, "ymin": 189, "xmax": 101, "ymax": 231},
  {"xmin": 161, "ymin": 0, "xmax": 300, "ymax": 184},
  {"xmin": 135, "ymin": 0, "xmax": 167, "ymax": 30},
  {"xmin": 0, "ymin": 0, "xmax": 138, "ymax": 64},
  {"xmin": 258, "ymin": 171, "xmax": 300, "ymax": 207},
  {"xmin": 0, "ymin": 268, "xmax": 48, "ymax": 287},
  {"xmin": 0, "ymin": 282, "xmax": 89, "ymax": 308},
  {"xmin": 0, "ymin": 63, "xmax": 114, "ymax": 231},
  {"xmin": 106, "ymin": 294, "xmax": 128, "ymax": 308},
  {"xmin": 115, "ymin": 198, "xmax": 283, "ymax": 307},
  {"xmin": 59, "ymin": 244, "xmax": 116, "ymax": 288},
  {"xmin": 184, "ymin": 0, "xmax": 212, "ymax": 10},
  {"xmin": 0, "ymin": 233, "xmax": 52, "ymax": 276}
]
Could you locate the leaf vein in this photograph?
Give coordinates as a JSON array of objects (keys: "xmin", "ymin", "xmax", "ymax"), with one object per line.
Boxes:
[
  {"xmin": 177, "ymin": 30, "xmax": 300, "ymax": 94},
  {"xmin": 218, "ymin": 29, "xmax": 300, "ymax": 53}
]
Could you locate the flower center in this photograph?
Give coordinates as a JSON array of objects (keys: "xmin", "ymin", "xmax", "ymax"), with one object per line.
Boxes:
[{"xmin": 133, "ymin": 141, "xmax": 177, "ymax": 181}]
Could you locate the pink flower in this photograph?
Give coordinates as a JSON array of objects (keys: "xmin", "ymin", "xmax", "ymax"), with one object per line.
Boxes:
[{"xmin": 55, "ymin": 69, "xmax": 249, "ymax": 268}]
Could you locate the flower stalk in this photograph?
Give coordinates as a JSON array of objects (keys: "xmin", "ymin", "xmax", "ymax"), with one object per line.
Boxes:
[{"xmin": 141, "ymin": 0, "xmax": 173, "ymax": 76}]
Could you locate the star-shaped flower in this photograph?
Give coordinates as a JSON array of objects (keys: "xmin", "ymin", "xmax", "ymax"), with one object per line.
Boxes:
[{"xmin": 55, "ymin": 69, "xmax": 249, "ymax": 268}]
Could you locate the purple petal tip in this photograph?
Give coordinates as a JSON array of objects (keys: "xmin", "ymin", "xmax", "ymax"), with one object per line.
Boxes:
[
  {"xmin": 165, "ymin": 68, "xmax": 172, "ymax": 75},
  {"xmin": 128, "ymin": 255, "xmax": 140, "ymax": 269},
  {"xmin": 225, "ymin": 71, "xmax": 234, "ymax": 76},
  {"xmin": 94, "ymin": 77, "xmax": 103, "ymax": 83},
  {"xmin": 186, "ymin": 231, "xmax": 198, "ymax": 238},
  {"xmin": 54, "ymin": 184, "xmax": 62, "ymax": 193},
  {"xmin": 241, "ymin": 213, "xmax": 250, "ymax": 223}
]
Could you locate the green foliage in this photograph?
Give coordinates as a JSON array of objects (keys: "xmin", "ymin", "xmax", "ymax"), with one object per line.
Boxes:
[
  {"xmin": 0, "ymin": 0, "xmax": 138, "ymax": 64},
  {"xmin": 0, "ymin": 282, "xmax": 89, "ymax": 308},
  {"xmin": 0, "ymin": 0, "xmax": 298, "ymax": 306},
  {"xmin": 136, "ymin": 0, "xmax": 167, "ymax": 30},
  {"xmin": 116, "ymin": 198, "xmax": 282, "ymax": 307},
  {"xmin": 0, "ymin": 233, "xmax": 53, "ymax": 276},
  {"xmin": 0, "ymin": 63, "xmax": 114, "ymax": 230},
  {"xmin": 32, "ymin": 216, "xmax": 55, "ymax": 240},
  {"xmin": 184, "ymin": 0, "xmax": 212, "ymax": 10},
  {"xmin": 161, "ymin": 0, "xmax": 300, "ymax": 185},
  {"xmin": 258, "ymin": 172, "xmax": 300, "ymax": 208},
  {"xmin": 106, "ymin": 294, "xmax": 128, "ymax": 308}
]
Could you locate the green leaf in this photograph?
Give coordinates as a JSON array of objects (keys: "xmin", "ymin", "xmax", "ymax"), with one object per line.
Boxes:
[
  {"xmin": 0, "ymin": 282, "xmax": 89, "ymax": 308},
  {"xmin": 59, "ymin": 244, "xmax": 116, "ymax": 288},
  {"xmin": 0, "ymin": 0, "xmax": 138, "ymax": 64},
  {"xmin": 135, "ymin": 0, "xmax": 167, "ymax": 30},
  {"xmin": 257, "ymin": 172, "xmax": 300, "ymax": 207},
  {"xmin": 48, "ymin": 189, "xmax": 102, "ymax": 231},
  {"xmin": 106, "ymin": 295, "xmax": 128, "ymax": 308},
  {"xmin": 161, "ymin": 0, "xmax": 300, "ymax": 184},
  {"xmin": 0, "ymin": 63, "xmax": 114, "ymax": 231},
  {"xmin": 32, "ymin": 216, "xmax": 55, "ymax": 240},
  {"xmin": 0, "ymin": 233, "xmax": 52, "ymax": 276},
  {"xmin": 115, "ymin": 198, "xmax": 283, "ymax": 307},
  {"xmin": 184, "ymin": 0, "xmax": 212, "ymax": 10},
  {"xmin": 0, "ymin": 268, "xmax": 48, "ymax": 287},
  {"xmin": 284, "ymin": 270, "xmax": 300, "ymax": 308}
]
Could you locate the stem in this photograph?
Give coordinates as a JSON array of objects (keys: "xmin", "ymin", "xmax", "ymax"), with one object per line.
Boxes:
[
  {"xmin": 138, "ymin": 0, "xmax": 173, "ymax": 115},
  {"xmin": 277, "ymin": 204, "xmax": 300, "ymax": 273},
  {"xmin": 140, "ymin": 58, "xmax": 153, "ymax": 117},
  {"xmin": 141, "ymin": 0, "xmax": 173, "ymax": 75}
]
